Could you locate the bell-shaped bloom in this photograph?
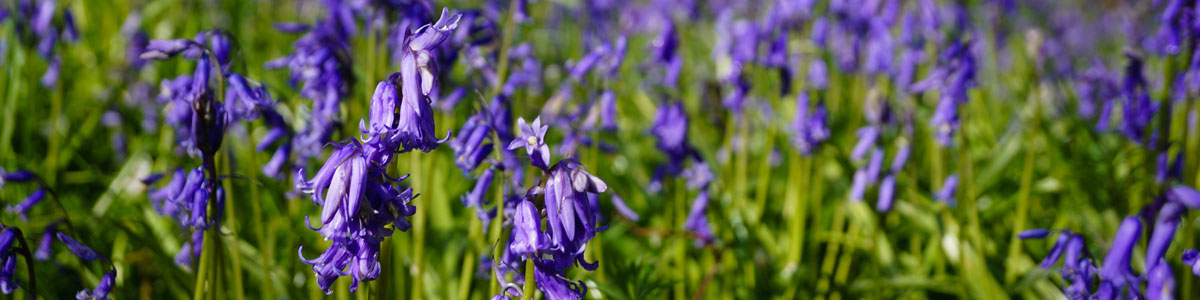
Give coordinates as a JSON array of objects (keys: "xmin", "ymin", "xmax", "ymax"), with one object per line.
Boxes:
[
  {"xmin": 684, "ymin": 191, "xmax": 714, "ymax": 246},
  {"xmin": 791, "ymin": 94, "xmax": 830, "ymax": 155},
  {"xmin": 876, "ymin": 175, "xmax": 896, "ymax": 212},
  {"xmin": 543, "ymin": 160, "xmax": 608, "ymax": 255},
  {"xmin": 7, "ymin": 188, "xmax": 45, "ymax": 220},
  {"xmin": 462, "ymin": 168, "xmax": 497, "ymax": 229},
  {"xmin": 651, "ymin": 102, "xmax": 691, "ymax": 166},
  {"xmin": 507, "ymin": 117, "xmax": 551, "ymax": 170},
  {"xmin": 1183, "ymin": 249, "xmax": 1200, "ymax": 276},
  {"xmin": 76, "ymin": 271, "xmax": 115, "ymax": 300},
  {"xmin": 1147, "ymin": 202, "xmax": 1185, "ymax": 271},
  {"xmin": 34, "ymin": 224, "xmax": 55, "ymax": 260},
  {"xmin": 509, "ymin": 200, "xmax": 546, "ymax": 257},
  {"xmin": 1167, "ymin": 185, "xmax": 1200, "ymax": 208},
  {"xmin": 1018, "ymin": 229, "xmax": 1051, "ymax": 239},
  {"xmin": 1099, "ymin": 216, "xmax": 1141, "ymax": 289},
  {"xmin": 56, "ymin": 232, "xmax": 100, "ymax": 261},
  {"xmin": 451, "ymin": 115, "xmax": 494, "ymax": 174},
  {"xmin": 936, "ymin": 174, "xmax": 959, "ymax": 206},
  {"xmin": 392, "ymin": 9, "xmax": 461, "ymax": 153},
  {"xmin": 1146, "ymin": 261, "xmax": 1175, "ymax": 300}
]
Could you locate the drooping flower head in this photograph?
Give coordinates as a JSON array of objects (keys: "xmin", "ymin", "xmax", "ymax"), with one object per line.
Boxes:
[
  {"xmin": 392, "ymin": 8, "xmax": 461, "ymax": 153},
  {"xmin": 296, "ymin": 139, "xmax": 418, "ymax": 293}
]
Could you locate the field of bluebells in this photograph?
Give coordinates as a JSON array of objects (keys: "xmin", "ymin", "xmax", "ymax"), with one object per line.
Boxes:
[{"xmin": 8, "ymin": 0, "xmax": 1200, "ymax": 299}]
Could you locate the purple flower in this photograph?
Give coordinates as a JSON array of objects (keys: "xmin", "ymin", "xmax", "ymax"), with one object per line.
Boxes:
[
  {"xmin": 296, "ymin": 140, "xmax": 417, "ymax": 293},
  {"xmin": 508, "ymin": 199, "xmax": 545, "ymax": 257},
  {"xmin": 543, "ymin": 160, "xmax": 608, "ymax": 256},
  {"xmin": 76, "ymin": 271, "xmax": 115, "ymax": 300},
  {"xmin": 1184, "ymin": 249, "xmax": 1200, "ymax": 276},
  {"xmin": 7, "ymin": 188, "xmax": 44, "ymax": 220},
  {"xmin": 610, "ymin": 193, "xmax": 639, "ymax": 221},
  {"xmin": 56, "ymin": 232, "xmax": 99, "ymax": 261},
  {"xmin": 507, "ymin": 117, "xmax": 551, "ymax": 170},
  {"xmin": 911, "ymin": 40, "xmax": 976, "ymax": 146},
  {"xmin": 0, "ymin": 168, "xmax": 36, "ymax": 187},
  {"xmin": 1167, "ymin": 185, "xmax": 1200, "ymax": 208},
  {"xmin": 1146, "ymin": 261, "xmax": 1175, "ymax": 300},
  {"xmin": 876, "ymin": 175, "xmax": 895, "ymax": 212},
  {"xmin": 175, "ymin": 230, "xmax": 203, "ymax": 268},
  {"xmin": 1018, "ymin": 229, "xmax": 1051, "ymax": 239},
  {"xmin": 391, "ymin": 9, "xmax": 461, "ymax": 153},
  {"xmin": 450, "ymin": 115, "xmax": 494, "ymax": 174},
  {"xmin": 1099, "ymin": 216, "xmax": 1141, "ymax": 290},
  {"xmin": 936, "ymin": 174, "xmax": 958, "ymax": 205},
  {"xmin": 34, "ymin": 224, "xmax": 54, "ymax": 260},
  {"xmin": 145, "ymin": 167, "xmax": 221, "ymax": 229},
  {"xmin": 651, "ymin": 102, "xmax": 691, "ymax": 164},
  {"xmin": 791, "ymin": 94, "xmax": 830, "ymax": 155},
  {"xmin": 462, "ymin": 168, "xmax": 497, "ymax": 229},
  {"xmin": 684, "ymin": 191, "xmax": 714, "ymax": 246},
  {"xmin": 1119, "ymin": 53, "xmax": 1157, "ymax": 144},
  {"xmin": 0, "ymin": 228, "xmax": 16, "ymax": 294},
  {"xmin": 1147, "ymin": 202, "xmax": 1185, "ymax": 272},
  {"xmin": 223, "ymin": 73, "xmax": 274, "ymax": 121}
]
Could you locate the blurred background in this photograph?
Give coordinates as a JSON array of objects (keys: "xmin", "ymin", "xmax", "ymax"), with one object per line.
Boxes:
[{"xmin": 1, "ymin": 0, "xmax": 1199, "ymax": 299}]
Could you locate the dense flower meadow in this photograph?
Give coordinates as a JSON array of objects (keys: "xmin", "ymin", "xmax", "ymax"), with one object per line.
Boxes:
[{"xmin": 3, "ymin": 0, "xmax": 1200, "ymax": 299}]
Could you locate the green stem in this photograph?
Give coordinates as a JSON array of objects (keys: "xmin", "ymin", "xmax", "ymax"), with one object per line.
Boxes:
[
  {"xmin": 411, "ymin": 153, "xmax": 427, "ymax": 300},
  {"xmin": 193, "ymin": 230, "xmax": 215, "ymax": 300},
  {"xmin": 1004, "ymin": 124, "xmax": 1038, "ymax": 285},
  {"xmin": 519, "ymin": 258, "xmax": 536, "ymax": 300},
  {"xmin": 457, "ymin": 216, "xmax": 483, "ymax": 299},
  {"xmin": 221, "ymin": 147, "xmax": 245, "ymax": 300},
  {"xmin": 674, "ymin": 178, "xmax": 687, "ymax": 300}
]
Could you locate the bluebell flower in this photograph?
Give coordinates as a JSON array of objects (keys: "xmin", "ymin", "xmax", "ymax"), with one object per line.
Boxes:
[
  {"xmin": 543, "ymin": 159, "xmax": 608, "ymax": 256},
  {"xmin": 684, "ymin": 190, "xmax": 714, "ymax": 246},
  {"xmin": 259, "ymin": 109, "xmax": 294, "ymax": 178},
  {"xmin": 175, "ymin": 230, "xmax": 203, "ymax": 268},
  {"xmin": 651, "ymin": 102, "xmax": 690, "ymax": 166},
  {"xmin": 393, "ymin": 9, "xmax": 461, "ymax": 153},
  {"xmin": 936, "ymin": 174, "xmax": 958, "ymax": 206},
  {"xmin": 450, "ymin": 115, "xmax": 494, "ymax": 174},
  {"xmin": 876, "ymin": 175, "xmax": 896, "ymax": 212},
  {"xmin": 7, "ymin": 188, "xmax": 44, "ymax": 220},
  {"xmin": 1183, "ymin": 249, "xmax": 1200, "ymax": 276},
  {"xmin": 1147, "ymin": 202, "xmax": 1185, "ymax": 272},
  {"xmin": 1167, "ymin": 185, "xmax": 1200, "ymax": 208},
  {"xmin": 1099, "ymin": 216, "xmax": 1140, "ymax": 292},
  {"xmin": 507, "ymin": 117, "xmax": 551, "ymax": 170},
  {"xmin": 508, "ymin": 199, "xmax": 545, "ymax": 258},
  {"xmin": 1119, "ymin": 52, "xmax": 1156, "ymax": 144},
  {"xmin": 462, "ymin": 168, "xmax": 497, "ymax": 229},
  {"xmin": 75, "ymin": 271, "xmax": 115, "ymax": 300},
  {"xmin": 651, "ymin": 22, "xmax": 682, "ymax": 87},
  {"xmin": 1146, "ymin": 261, "xmax": 1174, "ymax": 300},
  {"xmin": 790, "ymin": 94, "xmax": 830, "ymax": 155},
  {"xmin": 296, "ymin": 140, "xmax": 417, "ymax": 293},
  {"xmin": 144, "ymin": 167, "xmax": 222, "ymax": 229},
  {"xmin": 34, "ymin": 224, "xmax": 54, "ymax": 260},
  {"xmin": 0, "ymin": 228, "xmax": 17, "ymax": 294},
  {"xmin": 911, "ymin": 40, "xmax": 976, "ymax": 146},
  {"xmin": 56, "ymin": 232, "xmax": 99, "ymax": 261},
  {"xmin": 266, "ymin": 4, "xmax": 355, "ymax": 163},
  {"xmin": 1018, "ymin": 229, "xmax": 1051, "ymax": 239}
]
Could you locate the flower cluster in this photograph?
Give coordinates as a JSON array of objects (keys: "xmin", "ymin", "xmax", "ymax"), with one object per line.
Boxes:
[
  {"xmin": 492, "ymin": 117, "xmax": 611, "ymax": 300},
  {"xmin": 0, "ymin": 169, "xmax": 114, "ymax": 298},
  {"xmin": 649, "ymin": 102, "xmax": 714, "ymax": 244},
  {"xmin": 4, "ymin": 0, "xmax": 77, "ymax": 87},
  {"xmin": 266, "ymin": 0, "xmax": 356, "ymax": 165},
  {"xmin": 1025, "ymin": 185, "xmax": 1200, "ymax": 299},
  {"xmin": 296, "ymin": 9, "xmax": 461, "ymax": 293}
]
